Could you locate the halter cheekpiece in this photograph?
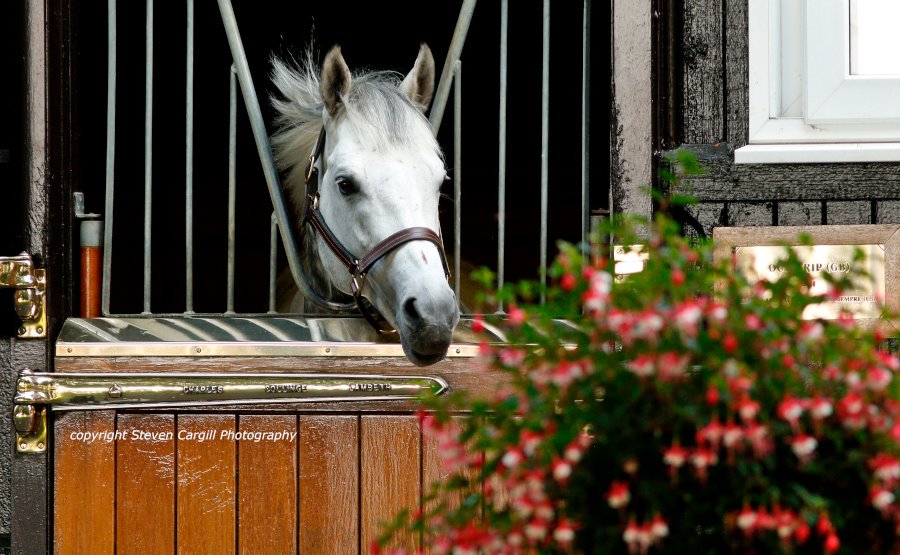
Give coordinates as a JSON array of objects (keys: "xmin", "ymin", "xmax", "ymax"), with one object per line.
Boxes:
[{"xmin": 303, "ymin": 126, "xmax": 451, "ymax": 333}]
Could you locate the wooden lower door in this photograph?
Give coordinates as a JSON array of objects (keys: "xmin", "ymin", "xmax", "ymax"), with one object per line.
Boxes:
[{"xmin": 54, "ymin": 410, "xmax": 450, "ymax": 554}]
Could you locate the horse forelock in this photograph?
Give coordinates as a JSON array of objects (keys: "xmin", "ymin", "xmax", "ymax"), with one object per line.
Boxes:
[{"xmin": 270, "ymin": 52, "xmax": 441, "ymax": 211}]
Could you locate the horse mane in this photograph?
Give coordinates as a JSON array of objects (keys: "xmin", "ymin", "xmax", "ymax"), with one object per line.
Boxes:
[{"xmin": 269, "ymin": 48, "xmax": 442, "ymax": 311}]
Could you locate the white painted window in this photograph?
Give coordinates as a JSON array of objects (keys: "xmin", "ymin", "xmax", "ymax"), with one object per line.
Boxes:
[{"xmin": 736, "ymin": 0, "xmax": 900, "ymax": 163}]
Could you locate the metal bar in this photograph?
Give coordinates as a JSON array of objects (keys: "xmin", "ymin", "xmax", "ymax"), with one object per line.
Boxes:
[
  {"xmin": 216, "ymin": 0, "xmax": 355, "ymax": 313},
  {"xmin": 540, "ymin": 0, "xmax": 550, "ymax": 304},
  {"xmin": 581, "ymin": 0, "xmax": 591, "ymax": 256},
  {"xmin": 102, "ymin": 0, "xmax": 117, "ymax": 316},
  {"xmin": 227, "ymin": 65, "xmax": 237, "ymax": 314},
  {"xmin": 269, "ymin": 212, "xmax": 277, "ymax": 313},
  {"xmin": 453, "ymin": 61, "xmax": 462, "ymax": 307},
  {"xmin": 143, "ymin": 0, "xmax": 153, "ymax": 315},
  {"xmin": 497, "ymin": 0, "xmax": 508, "ymax": 312},
  {"xmin": 185, "ymin": 0, "xmax": 195, "ymax": 313},
  {"xmin": 14, "ymin": 371, "xmax": 449, "ymax": 411},
  {"xmin": 430, "ymin": 0, "xmax": 478, "ymax": 133}
]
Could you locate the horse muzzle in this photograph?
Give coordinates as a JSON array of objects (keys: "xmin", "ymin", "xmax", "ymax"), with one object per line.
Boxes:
[{"xmin": 397, "ymin": 289, "xmax": 460, "ymax": 366}]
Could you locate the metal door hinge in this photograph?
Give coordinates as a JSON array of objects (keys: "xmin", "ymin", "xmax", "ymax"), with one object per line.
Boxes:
[{"xmin": 0, "ymin": 253, "xmax": 47, "ymax": 338}]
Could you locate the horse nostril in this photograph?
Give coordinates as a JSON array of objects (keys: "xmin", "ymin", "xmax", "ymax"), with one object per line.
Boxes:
[{"xmin": 403, "ymin": 297, "xmax": 422, "ymax": 325}]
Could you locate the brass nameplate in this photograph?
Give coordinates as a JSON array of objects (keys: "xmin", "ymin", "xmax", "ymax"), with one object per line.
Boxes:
[
  {"xmin": 734, "ymin": 244, "xmax": 885, "ymax": 319},
  {"xmin": 14, "ymin": 371, "xmax": 449, "ymax": 411}
]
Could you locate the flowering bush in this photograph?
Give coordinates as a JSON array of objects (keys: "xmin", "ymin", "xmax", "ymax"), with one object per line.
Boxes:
[{"xmin": 375, "ymin": 165, "xmax": 899, "ymax": 554}]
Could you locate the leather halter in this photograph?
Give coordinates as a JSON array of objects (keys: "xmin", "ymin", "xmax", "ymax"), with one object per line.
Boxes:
[{"xmin": 303, "ymin": 126, "xmax": 451, "ymax": 333}]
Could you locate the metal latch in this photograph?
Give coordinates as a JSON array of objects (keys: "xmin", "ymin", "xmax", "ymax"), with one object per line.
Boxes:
[
  {"xmin": 13, "ymin": 369, "xmax": 448, "ymax": 453},
  {"xmin": 0, "ymin": 253, "xmax": 47, "ymax": 338}
]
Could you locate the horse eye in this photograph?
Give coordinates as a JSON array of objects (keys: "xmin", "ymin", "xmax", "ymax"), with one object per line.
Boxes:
[{"xmin": 336, "ymin": 177, "xmax": 358, "ymax": 196}]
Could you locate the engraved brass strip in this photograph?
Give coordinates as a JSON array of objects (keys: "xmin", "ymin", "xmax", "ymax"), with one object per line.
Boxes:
[
  {"xmin": 55, "ymin": 341, "xmax": 481, "ymax": 358},
  {"xmin": 14, "ymin": 370, "xmax": 449, "ymax": 411}
]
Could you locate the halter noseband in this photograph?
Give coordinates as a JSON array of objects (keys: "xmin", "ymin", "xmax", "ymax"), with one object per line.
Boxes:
[{"xmin": 303, "ymin": 126, "xmax": 451, "ymax": 333}]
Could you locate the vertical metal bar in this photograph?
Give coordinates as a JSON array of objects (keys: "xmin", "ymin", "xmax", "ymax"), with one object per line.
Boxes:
[
  {"xmin": 142, "ymin": 0, "xmax": 153, "ymax": 315},
  {"xmin": 102, "ymin": 0, "xmax": 117, "ymax": 315},
  {"xmin": 430, "ymin": 0, "xmax": 478, "ymax": 133},
  {"xmin": 226, "ymin": 65, "xmax": 237, "ymax": 314},
  {"xmin": 185, "ymin": 0, "xmax": 195, "ymax": 313},
  {"xmin": 453, "ymin": 62, "xmax": 462, "ymax": 307},
  {"xmin": 497, "ymin": 0, "xmax": 508, "ymax": 313},
  {"xmin": 581, "ymin": 0, "xmax": 591, "ymax": 255},
  {"xmin": 216, "ymin": 0, "xmax": 354, "ymax": 313},
  {"xmin": 269, "ymin": 212, "xmax": 278, "ymax": 313},
  {"xmin": 539, "ymin": 0, "xmax": 550, "ymax": 304}
]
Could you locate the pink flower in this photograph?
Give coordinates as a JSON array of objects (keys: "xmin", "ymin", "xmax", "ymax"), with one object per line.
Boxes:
[
  {"xmin": 744, "ymin": 313, "xmax": 763, "ymax": 331},
  {"xmin": 777, "ymin": 396, "xmax": 805, "ymax": 430},
  {"xmin": 498, "ymin": 348, "xmax": 526, "ymax": 368},
  {"xmin": 560, "ymin": 272, "xmax": 576, "ymax": 292},
  {"xmin": 871, "ymin": 454, "xmax": 900, "ymax": 485},
  {"xmin": 799, "ymin": 321, "xmax": 824, "ymax": 343},
  {"xmin": 502, "ymin": 448, "xmax": 525, "ymax": 470},
  {"xmin": 691, "ymin": 448, "xmax": 718, "ymax": 483},
  {"xmin": 564, "ymin": 439, "xmax": 586, "ymax": 463},
  {"xmin": 657, "ymin": 352, "xmax": 690, "ymax": 381},
  {"xmin": 870, "ymin": 485, "xmax": 896, "ymax": 514},
  {"xmin": 507, "ymin": 305, "xmax": 526, "ymax": 327},
  {"xmin": 737, "ymin": 505, "xmax": 758, "ymax": 534},
  {"xmin": 723, "ymin": 421, "xmax": 744, "ymax": 450},
  {"xmin": 623, "ymin": 518, "xmax": 641, "ymax": 550},
  {"xmin": 673, "ymin": 301, "xmax": 703, "ymax": 337},
  {"xmin": 698, "ymin": 418, "xmax": 724, "ymax": 449},
  {"xmin": 868, "ymin": 367, "xmax": 892, "ymax": 391},
  {"xmin": 737, "ymin": 396, "xmax": 761, "ymax": 422},
  {"xmin": 791, "ymin": 434, "xmax": 818, "ymax": 461},
  {"xmin": 553, "ymin": 519, "xmax": 577, "ymax": 545},
  {"xmin": 706, "ymin": 302, "xmax": 728, "ymax": 324},
  {"xmin": 650, "ymin": 514, "xmax": 669, "ymax": 540},
  {"xmin": 663, "ymin": 443, "xmax": 689, "ymax": 468},
  {"xmin": 606, "ymin": 481, "xmax": 631, "ymax": 509},
  {"xmin": 632, "ymin": 310, "xmax": 665, "ymax": 342},
  {"xmin": 524, "ymin": 518, "xmax": 548, "ymax": 541},
  {"xmin": 744, "ymin": 422, "xmax": 773, "ymax": 458},
  {"xmin": 627, "ymin": 355, "xmax": 655, "ymax": 378},
  {"xmin": 810, "ymin": 397, "xmax": 833, "ymax": 420},
  {"xmin": 551, "ymin": 457, "xmax": 573, "ymax": 482},
  {"xmin": 520, "ymin": 430, "xmax": 543, "ymax": 456},
  {"xmin": 878, "ymin": 351, "xmax": 900, "ymax": 372},
  {"xmin": 552, "ymin": 360, "xmax": 585, "ymax": 388}
]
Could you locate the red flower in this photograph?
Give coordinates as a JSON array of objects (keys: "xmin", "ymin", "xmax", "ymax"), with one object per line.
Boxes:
[
  {"xmin": 870, "ymin": 485, "xmax": 896, "ymax": 514},
  {"xmin": 736, "ymin": 505, "xmax": 758, "ymax": 535},
  {"xmin": 553, "ymin": 518, "xmax": 577, "ymax": 545},
  {"xmin": 471, "ymin": 316, "xmax": 485, "ymax": 333},
  {"xmin": 560, "ymin": 272, "xmax": 576, "ymax": 292},
  {"xmin": 650, "ymin": 514, "xmax": 669, "ymax": 540},
  {"xmin": 736, "ymin": 395, "xmax": 760, "ymax": 422},
  {"xmin": 722, "ymin": 332, "xmax": 738, "ymax": 353},
  {"xmin": 705, "ymin": 386, "xmax": 721, "ymax": 406},
  {"xmin": 795, "ymin": 520, "xmax": 811, "ymax": 544},
  {"xmin": 551, "ymin": 457, "xmax": 573, "ymax": 482},
  {"xmin": 824, "ymin": 532, "xmax": 840, "ymax": 553},
  {"xmin": 507, "ymin": 305, "xmax": 526, "ymax": 327},
  {"xmin": 670, "ymin": 267, "xmax": 685, "ymax": 286},
  {"xmin": 790, "ymin": 434, "xmax": 818, "ymax": 462},
  {"xmin": 777, "ymin": 395, "xmax": 804, "ymax": 428}
]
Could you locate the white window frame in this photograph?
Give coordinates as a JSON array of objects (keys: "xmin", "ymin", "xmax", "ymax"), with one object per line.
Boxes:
[{"xmin": 736, "ymin": 0, "xmax": 900, "ymax": 164}]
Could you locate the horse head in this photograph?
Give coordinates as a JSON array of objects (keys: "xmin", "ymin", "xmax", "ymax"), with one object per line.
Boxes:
[{"xmin": 271, "ymin": 44, "xmax": 460, "ymax": 366}]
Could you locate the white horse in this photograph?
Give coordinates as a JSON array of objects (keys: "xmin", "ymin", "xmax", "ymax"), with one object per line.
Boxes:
[{"xmin": 270, "ymin": 44, "xmax": 460, "ymax": 366}]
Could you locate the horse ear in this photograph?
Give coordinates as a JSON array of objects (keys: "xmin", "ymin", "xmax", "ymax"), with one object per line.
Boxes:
[
  {"xmin": 400, "ymin": 43, "xmax": 435, "ymax": 112},
  {"xmin": 321, "ymin": 45, "xmax": 352, "ymax": 116}
]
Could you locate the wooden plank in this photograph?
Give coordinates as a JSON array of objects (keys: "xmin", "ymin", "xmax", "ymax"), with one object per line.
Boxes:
[
  {"xmin": 683, "ymin": 202, "xmax": 726, "ymax": 240},
  {"xmin": 826, "ymin": 201, "xmax": 871, "ymax": 225},
  {"xmin": 361, "ymin": 416, "xmax": 420, "ymax": 552},
  {"xmin": 725, "ymin": 0, "xmax": 750, "ymax": 148},
  {"xmin": 54, "ymin": 411, "xmax": 115, "ymax": 555},
  {"xmin": 727, "ymin": 202, "xmax": 773, "ymax": 226},
  {"xmin": 177, "ymin": 415, "xmax": 236, "ymax": 555},
  {"xmin": 11, "ymin": 340, "xmax": 48, "ymax": 555},
  {"xmin": 682, "ymin": 0, "xmax": 724, "ymax": 143},
  {"xmin": 673, "ymin": 150, "xmax": 900, "ymax": 201},
  {"xmin": 117, "ymin": 414, "xmax": 175, "ymax": 555},
  {"xmin": 877, "ymin": 201, "xmax": 900, "ymax": 224},
  {"xmin": 611, "ymin": 0, "xmax": 653, "ymax": 218},
  {"xmin": 238, "ymin": 415, "xmax": 297, "ymax": 554},
  {"xmin": 422, "ymin": 417, "xmax": 478, "ymax": 515},
  {"xmin": 298, "ymin": 415, "xmax": 358, "ymax": 554},
  {"xmin": 779, "ymin": 202, "xmax": 822, "ymax": 226}
]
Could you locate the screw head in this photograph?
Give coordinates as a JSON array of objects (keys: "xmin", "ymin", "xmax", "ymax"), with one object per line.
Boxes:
[
  {"xmin": 37, "ymin": 442, "xmax": 44, "ymax": 450},
  {"xmin": 66, "ymin": 347, "xmax": 72, "ymax": 353},
  {"xmin": 455, "ymin": 348, "xmax": 461, "ymax": 354},
  {"xmin": 19, "ymin": 443, "xmax": 27, "ymax": 450},
  {"xmin": 17, "ymin": 327, "xmax": 26, "ymax": 336},
  {"xmin": 35, "ymin": 327, "xmax": 43, "ymax": 335},
  {"xmin": 325, "ymin": 347, "xmax": 331, "ymax": 354},
  {"xmin": 195, "ymin": 347, "xmax": 202, "ymax": 354}
]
